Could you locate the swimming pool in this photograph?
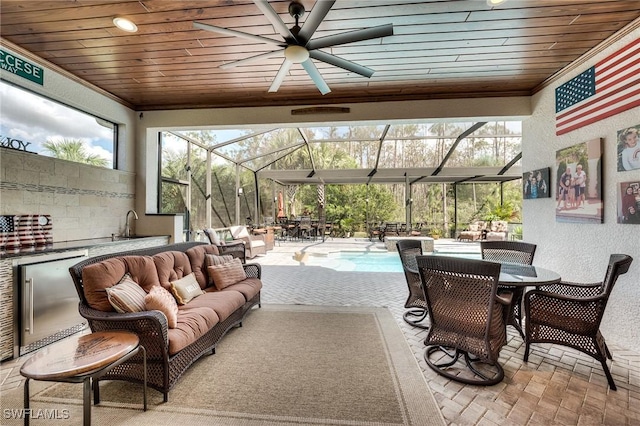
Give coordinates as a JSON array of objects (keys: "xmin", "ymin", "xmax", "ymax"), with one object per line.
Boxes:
[
  {"xmin": 302, "ymin": 250, "xmax": 481, "ymax": 272},
  {"xmin": 305, "ymin": 251, "xmax": 403, "ymax": 272}
]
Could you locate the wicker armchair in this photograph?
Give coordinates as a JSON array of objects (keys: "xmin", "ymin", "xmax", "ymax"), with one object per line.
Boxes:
[
  {"xmin": 416, "ymin": 255, "xmax": 511, "ymax": 385},
  {"xmin": 202, "ymin": 228, "xmax": 247, "ymax": 263},
  {"xmin": 524, "ymin": 254, "xmax": 633, "ymax": 390},
  {"xmin": 481, "ymin": 240, "xmax": 537, "ymax": 338},
  {"xmin": 396, "ymin": 239, "xmax": 429, "ymax": 329},
  {"xmin": 228, "ymin": 225, "xmax": 267, "ymax": 258}
]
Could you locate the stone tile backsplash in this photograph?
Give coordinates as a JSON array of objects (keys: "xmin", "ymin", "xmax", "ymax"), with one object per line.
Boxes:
[{"xmin": 0, "ymin": 148, "xmax": 135, "ymax": 242}]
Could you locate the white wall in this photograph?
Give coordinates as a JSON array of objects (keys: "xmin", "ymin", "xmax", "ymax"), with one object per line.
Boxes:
[{"xmin": 522, "ymin": 29, "xmax": 640, "ymax": 352}]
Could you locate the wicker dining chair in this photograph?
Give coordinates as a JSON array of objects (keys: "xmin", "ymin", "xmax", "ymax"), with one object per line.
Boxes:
[
  {"xmin": 524, "ymin": 254, "xmax": 633, "ymax": 390},
  {"xmin": 481, "ymin": 240, "xmax": 537, "ymax": 338},
  {"xmin": 417, "ymin": 255, "xmax": 511, "ymax": 385},
  {"xmin": 396, "ymin": 239, "xmax": 429, "ymax": 329}
]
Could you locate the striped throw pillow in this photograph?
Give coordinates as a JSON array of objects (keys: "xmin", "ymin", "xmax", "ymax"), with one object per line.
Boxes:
[
  {"xmin": 205, "ymin": 254, "xmax": 233, "ymax": 267},
  {"xmin": 105, "ymin": 273, "xmax": 147, "ymax": 313},
  {"xmin": 207, "ymin": 258, "xmax": 247, "ymax": 290}
]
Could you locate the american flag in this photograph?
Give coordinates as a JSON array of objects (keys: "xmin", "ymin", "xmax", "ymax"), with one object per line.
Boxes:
[{"xmin": 555, "ymin": 38, "xmax": 640, "ymax": 136}]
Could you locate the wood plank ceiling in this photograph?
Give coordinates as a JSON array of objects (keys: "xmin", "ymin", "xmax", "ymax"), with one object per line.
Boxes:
[{"xmin": 1, "ymin": 0, "xmax": 639, "ymax": 111}]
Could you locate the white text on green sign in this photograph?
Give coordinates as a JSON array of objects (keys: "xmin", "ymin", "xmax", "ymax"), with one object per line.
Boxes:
[{"xmin": 0, "ymin": 49, "xmax": 44, "ymax": 85}]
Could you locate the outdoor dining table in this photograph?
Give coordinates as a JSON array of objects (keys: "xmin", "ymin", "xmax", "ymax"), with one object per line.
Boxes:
[{"xmin": 495, "ymin": 262, "xmax": 561, "ymax": 339}]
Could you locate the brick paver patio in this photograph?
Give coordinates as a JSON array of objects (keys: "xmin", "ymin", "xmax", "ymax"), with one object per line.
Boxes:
[
  {"xmin": 254, "ymin": 237, "xmax": 640, "ymax": 425},
  {"xmin": 2, "ymin": 237, "xmax": 638, "ymax": 425}
]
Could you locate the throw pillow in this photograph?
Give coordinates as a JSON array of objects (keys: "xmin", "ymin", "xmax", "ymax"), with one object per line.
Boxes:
[
  {"xmin": 145, "ymin": 285, "xmax": 179, "ymax": 328},
  {"xmin": 170, "ymin": 272, "xmax": 204, "ymax": 305},
  {"xmin": 205, "ymin": 253, "xmax": 233, "ymax": 267},
  {"xmin": 105, "ymin": 273, "xmax": 147, "ymax": 313},
  {"xmin": 207, "ymin": 258, "xmax": 247, "ymax": 290}
]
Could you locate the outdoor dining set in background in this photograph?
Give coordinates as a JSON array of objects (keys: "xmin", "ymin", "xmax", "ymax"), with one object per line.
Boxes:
[
  {"xmin": 254, "ymin": 216, "xmax": 334, "ymax": 242},
  {"xmin": 396, "ymin": 239, "xmax": 633, "ymax": 389}
]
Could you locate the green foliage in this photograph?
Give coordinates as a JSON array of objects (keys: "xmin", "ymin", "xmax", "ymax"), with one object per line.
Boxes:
[
  {"xmin": 429, "ymin": 227, "xmax": 443, "ymax": 238},
  {"xmin": 512, "ymin": 225, "xmax": 523, "ymax": 240},
  {"xmin": 159, "ymin": 123, "xmax": 523, "ymax": 236},
  {"xmin": 43, "ymin": 138, "xmax": 108, "ymax": 167},
  {"xmin": 297, "ymin": 184, "xmax": 396, "ymax": 236}
]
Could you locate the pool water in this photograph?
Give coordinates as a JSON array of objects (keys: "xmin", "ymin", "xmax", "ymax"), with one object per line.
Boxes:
[
  {"xmin": 306, "ymin": 251, "xmax": 403, "ymax": 272},
  {"xmin": 303, "ymin": 250, "xmax": 481, "ymax": 272}
]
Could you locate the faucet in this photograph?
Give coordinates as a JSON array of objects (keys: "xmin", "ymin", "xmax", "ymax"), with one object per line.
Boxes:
[{"xmin": 124, "ymin": 210, "xmax": 138, "ymax": 237}]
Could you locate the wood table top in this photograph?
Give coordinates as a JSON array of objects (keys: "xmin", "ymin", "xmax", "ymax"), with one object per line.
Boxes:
[{"xmin": 20, "ymin": 331, "xmax": 139, "ymax": 380}]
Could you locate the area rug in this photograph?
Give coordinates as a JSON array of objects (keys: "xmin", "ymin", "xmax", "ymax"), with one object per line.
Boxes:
[{"xmin": 6, "ymin": 305, "xmax": 444, "ymax": 425}]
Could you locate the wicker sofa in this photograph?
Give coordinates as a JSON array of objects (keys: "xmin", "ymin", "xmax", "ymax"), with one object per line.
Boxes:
[{"xmin": 68, "ymin": 242, "xmax": 261, "ymax": 402}]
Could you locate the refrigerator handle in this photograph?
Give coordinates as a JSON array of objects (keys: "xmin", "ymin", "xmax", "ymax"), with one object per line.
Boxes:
[{"xmin": 25, "ymin": 278, "xmax": 34, "ymax": 335}]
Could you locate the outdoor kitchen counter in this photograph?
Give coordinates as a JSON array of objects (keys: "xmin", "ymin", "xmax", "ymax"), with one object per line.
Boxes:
[
  {"xmin": 0, "ymin": 235, "xmax": 170, "ymax": 361},
  {"xmin": 0, "ymin": 235, "xmax": 170, "ymax": 260}
]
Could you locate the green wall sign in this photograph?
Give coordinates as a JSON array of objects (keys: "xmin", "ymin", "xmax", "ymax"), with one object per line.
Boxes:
[{"xmin": 0, "ymin": 49, "xmax": 44, "ymax": 85}]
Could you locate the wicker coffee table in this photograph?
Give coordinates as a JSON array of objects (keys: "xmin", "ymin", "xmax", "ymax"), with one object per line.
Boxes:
[{"xmin": 20, "ymin": 331, "xmax": 146, "ymax": 426}]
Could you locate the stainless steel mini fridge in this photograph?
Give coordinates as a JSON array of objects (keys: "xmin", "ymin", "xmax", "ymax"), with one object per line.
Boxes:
[{"xmin": 19, "ymin": 251, "xmax": 88, "ymax": 355}]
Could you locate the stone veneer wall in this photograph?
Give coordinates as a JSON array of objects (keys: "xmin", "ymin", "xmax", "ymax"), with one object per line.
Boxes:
[
  {"xmin": 0, "ymin": 236, "xmax": 169, "ymax": 361},
  {"xmin": 0, "ymin": 148, "xmax": 136, "ymax": 241}
]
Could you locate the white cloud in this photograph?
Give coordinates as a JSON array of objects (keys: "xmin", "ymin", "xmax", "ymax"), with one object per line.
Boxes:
[{"xmin": 0, "ymin": 82, "xmax": 114, "ymax": 159}]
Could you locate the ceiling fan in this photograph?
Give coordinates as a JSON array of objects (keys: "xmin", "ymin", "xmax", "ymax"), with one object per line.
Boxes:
[{"xmin": 193, "ymin": 0, "xmax": 393, "ymax": 95}]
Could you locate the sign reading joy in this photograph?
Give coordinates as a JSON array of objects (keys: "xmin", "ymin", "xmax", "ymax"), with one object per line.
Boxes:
[{"xmin": 0, "ymin": 135, "xmax": 33, "ymax": 153}]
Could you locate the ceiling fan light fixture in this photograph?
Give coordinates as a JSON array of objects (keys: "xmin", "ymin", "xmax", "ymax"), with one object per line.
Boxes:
[
  {"xmin": 284, "ymin": 45, "xmax": 309, "ymax": 63},
  {"xmin": 113, "ymin": 17, "xmax": 138, "ymax": 32},
  {"xmin": 487, "ymin": 0, "xmax": 507, "ymax": 6}
]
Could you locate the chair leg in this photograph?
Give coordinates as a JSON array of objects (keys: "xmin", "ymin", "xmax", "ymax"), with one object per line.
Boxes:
[
  {"xmin": 595, "ymin": 336, "xmax": 617, "ymax": 390},
  {"xmin": 403, "ymin": 308, "xmax": 429, "ymax": 329},
  {"xmin": 424, "ymin": 346, "xmax": 504, "ymax": 386},
  {"xmin": 599, "ymin": 356, "xmax": 617, "ymax": 391}
]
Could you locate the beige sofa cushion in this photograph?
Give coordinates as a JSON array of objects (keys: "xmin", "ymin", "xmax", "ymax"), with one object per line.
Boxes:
[
  {"xmin": 229, "ymin": 225, "xmax": 250, "ymax": 239},
  {"xmin": 204, "ymin": 228, "xmax": 223, "ymax": 245}
]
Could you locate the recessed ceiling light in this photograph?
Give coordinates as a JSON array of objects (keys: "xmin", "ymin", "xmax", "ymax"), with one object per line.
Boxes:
[
  {"xmin": 113, "ymin": 17, "xmax": 138, "ymax": 33},
  {"xmin": 487, "ymin": 0, "xmax": 507, "ymax": 6}
]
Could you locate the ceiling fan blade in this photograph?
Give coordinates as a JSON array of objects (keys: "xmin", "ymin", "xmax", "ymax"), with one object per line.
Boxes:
[
  {"xmin": 253, "ymin": 0, "xmax": 295, "ymax": 41},
  {"xmin": 301, "ymin": 59, "xmax": 331, "ymax": 95},
  {"xmin": 268, "ymin": 59, "xmax": 293, "ymax": 93},
  {"xmin": 220, "ymin": 50, "xmax": 283, "ymax": 69},
  {"xmin": 309, "ymin": 50, "xmax": 375, "ymax": 78},
  {"xmin": 296, "ymin": 0, "xmax": 336, "ymax": 44},
  {"xmin": 193, "ymin": 21, "xmax": 282, "ymax": 46},
  {"xmin": 307, "ymin": 24, "xmax": 394, "ymax": 50}
]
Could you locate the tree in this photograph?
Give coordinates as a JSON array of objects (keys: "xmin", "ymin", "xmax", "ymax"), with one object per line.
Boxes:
[{"xmin": 43, "ymin": 138, "xmax": 108, "ymax": 167}]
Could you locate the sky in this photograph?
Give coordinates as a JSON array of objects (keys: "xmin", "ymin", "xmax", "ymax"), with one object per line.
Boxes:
[{"xmin": 0, "ymin": 81, "xmax": 114, "ymax": 167}]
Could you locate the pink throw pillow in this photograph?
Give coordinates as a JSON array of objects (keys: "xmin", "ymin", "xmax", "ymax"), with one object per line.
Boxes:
[{"xmin": 145, "ymin": 285, "xmax": 178, "ymax": 328}]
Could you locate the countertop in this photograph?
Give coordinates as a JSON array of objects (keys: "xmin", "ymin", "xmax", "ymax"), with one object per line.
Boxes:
[{"xmin": 0, "ymin": 235, "xmax": 170, "ymax": 260}]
